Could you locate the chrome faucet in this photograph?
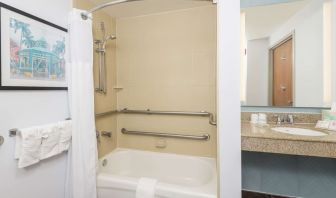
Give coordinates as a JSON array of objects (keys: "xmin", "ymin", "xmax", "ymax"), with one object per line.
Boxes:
[
  {"xmin": 96, "ymin": 130, "xmax": 112, "ymax": 142},
  {"xmin": 287, "ymin": 114, "xmax": 294, "ymax": 124},
  {"xmin": 275, "ymin": 114, "xmax": 295, "ymax": 125}
]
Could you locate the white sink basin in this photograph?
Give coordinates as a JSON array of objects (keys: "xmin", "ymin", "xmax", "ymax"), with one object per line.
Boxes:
[{"xmin": 271, "ymin": 127, "xmax": 327, "ymax": 137}]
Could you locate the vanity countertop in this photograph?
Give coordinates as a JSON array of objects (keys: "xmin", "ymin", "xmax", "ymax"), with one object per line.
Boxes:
[
  {"xmin": 242, "ymin": 122, "xmax": 336, "ymax": 143},
  {"xmin": 241, "ymin": 121, "xmax": 336, "ymax": 158}
]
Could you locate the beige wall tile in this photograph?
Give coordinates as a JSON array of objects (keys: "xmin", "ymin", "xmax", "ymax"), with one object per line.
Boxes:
[
  {"xmin": 72, "ymin": 1, "xmax": 217, "ymax": 158},
  {"xmin": 116, "ymin": 6, "xmax": 217, "ymax": 157}
]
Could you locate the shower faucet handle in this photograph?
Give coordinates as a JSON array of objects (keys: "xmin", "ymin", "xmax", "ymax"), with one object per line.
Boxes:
[
  {"xmin": 96, "ymin": 130, "xmax": 100, "ymax": 143},
  {"xmin": 101, "ymin": 131, "xmax": 112, "ymax": 138}
]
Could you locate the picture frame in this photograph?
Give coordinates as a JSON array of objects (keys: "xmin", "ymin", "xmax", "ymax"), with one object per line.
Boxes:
[{"xmin": 0, "ymin": 2, "xmax": 68, "ymax": 90}]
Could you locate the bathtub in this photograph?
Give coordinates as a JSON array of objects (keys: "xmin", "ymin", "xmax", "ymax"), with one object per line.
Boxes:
[{"xmin": 97, "ymin": 148, "xmax": 217, "ymax": 198}]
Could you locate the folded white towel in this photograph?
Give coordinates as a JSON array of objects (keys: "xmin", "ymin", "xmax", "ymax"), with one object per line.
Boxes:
[
  {"xmin": 58, "ymin": 120, "xmax": 72, "ymax": 152},
  {"xmin": 15, "ymin": 127, "xmax": 42, "ymax": 168},
  {"xmin": 15, "ymin": 132, "xmax": 22, "ymax": 160},
  {"xmin": 15, "ymin": 121, "xmax": 72, "ymax": 168},
  {"xmin": 40, "ymin": 124, "xmax": 61, "ymax": 160},
  {"xmin": 136, "ymin": 177, "xmax": 157, "ymax": 198}
]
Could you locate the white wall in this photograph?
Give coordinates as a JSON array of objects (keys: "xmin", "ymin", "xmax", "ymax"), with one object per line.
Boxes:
[
  {"xmin": 241, "ymin": 0, "xmax": 305, "ymax": 8},
  {"xmin": 246, "ymin": 38, "xmax": 269, "ymax": 106},
  {"xmin": 0, "ymin": 1, "xmax": 71, "ymax": 198},
  {"xmin": 217, "ymin": 0, "xmax": 241, "ymax": 197},
  {"xmin": 270, "ymin": 0, "xmax": 324, "ymax": 107},
  {"xmin": 333, "ymin": 0, "xmax": 336, "ymax": 103}
]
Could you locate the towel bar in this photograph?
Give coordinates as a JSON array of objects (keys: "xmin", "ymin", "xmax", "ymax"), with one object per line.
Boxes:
[
  {"xmin": 121, "ymin": 128, "xmax": 210, "ymax": 141},
  {"xmin": 0, "ymin": 135, "xmax": 4, "ymax": 146},
  {"xmin": 8, "ymin": 118, "xmax": 71, "ymax": 137},
  {"xmin": 9, "ymin": 128, "xmax": 18, "ymax": 137}
]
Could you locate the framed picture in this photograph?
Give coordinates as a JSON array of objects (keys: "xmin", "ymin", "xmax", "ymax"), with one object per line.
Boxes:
[{"xmin": 0, "ymin": 3, "xmax": 67, "ymax": 90}]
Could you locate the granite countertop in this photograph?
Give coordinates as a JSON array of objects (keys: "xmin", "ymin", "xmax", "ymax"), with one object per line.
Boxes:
[
  {"xmin": 241, "ymin": 112, "xmax": 336, "ymax": 158},
  {"xmin": 242, "ymin": 122, "xmax": 336, "ymax": 143}
]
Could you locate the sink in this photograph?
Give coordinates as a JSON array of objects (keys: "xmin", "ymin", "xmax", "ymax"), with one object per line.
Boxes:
[{"xmin": 271, "ymin": 127, "xmax": 327, "ymax": 137}]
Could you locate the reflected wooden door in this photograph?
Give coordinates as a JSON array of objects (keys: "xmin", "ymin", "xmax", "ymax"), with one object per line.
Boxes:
[{"xmin": 272, "ymin": 38, "xmax": 293, "ymax": 106}]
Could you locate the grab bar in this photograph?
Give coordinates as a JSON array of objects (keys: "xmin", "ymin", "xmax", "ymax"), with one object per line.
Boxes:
[
  {"xmin": 95, "ymin": 110, "xmax": 118, "ymax": 117},
  {"xmin": 121, "ymin": 128, "xmax": 210, "ymax": 141},
  {"xmin": 95, "ymin": 108, "xmax": 217, "ymax": 126}
]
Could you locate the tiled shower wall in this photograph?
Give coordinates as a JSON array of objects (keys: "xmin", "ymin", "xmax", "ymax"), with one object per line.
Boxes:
[
  {"xmin": 71, "ymin": 2, "xmax": 218, "ymax": 158},
  {"xmin": 115, "ymin": 6, "xmax": 217, "ymax": 157}
]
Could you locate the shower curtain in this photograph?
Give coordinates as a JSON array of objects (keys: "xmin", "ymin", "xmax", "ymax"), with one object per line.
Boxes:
[{"xmin": 66, "ymin": 9, "xmax": 97, "ymax": 198}]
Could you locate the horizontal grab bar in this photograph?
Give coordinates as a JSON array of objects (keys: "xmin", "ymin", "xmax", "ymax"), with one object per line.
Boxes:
[
  {"xmin": 121, "ymin": 128, "xmax": 210, "ymax": 141},
  {"xmin": 121, "ymin": 109, "xmax": 209, "ymax": 116},
  {"xmin": 95, "ymin": 110, "xmax": 118, "ymax": 117},
  {"xmin": 95, "ymin": 108, "xmax": 217, "ymax": 126},
  {"xmin": 121, "ymin": 108, "xmax": 217, "ymax": 126}
]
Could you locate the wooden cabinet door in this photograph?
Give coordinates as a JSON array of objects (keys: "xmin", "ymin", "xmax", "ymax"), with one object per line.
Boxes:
[{"xmin": 272, "ymin": 38, "xmax": 293, "ymax": 106}]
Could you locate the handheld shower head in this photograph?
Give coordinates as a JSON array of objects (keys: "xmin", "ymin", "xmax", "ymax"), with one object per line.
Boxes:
[
  {"xmin": 102, "ymin": 35, "xmax": 116, "ymax": 48},
  {"xmin": 104, "ymin": 35, "xmax": 116, "ymax": 40}
]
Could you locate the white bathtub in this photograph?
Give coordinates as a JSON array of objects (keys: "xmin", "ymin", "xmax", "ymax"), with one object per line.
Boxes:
[{"xmin": 97, "ymin": 148, "xmax": 217, "ymax": 198}]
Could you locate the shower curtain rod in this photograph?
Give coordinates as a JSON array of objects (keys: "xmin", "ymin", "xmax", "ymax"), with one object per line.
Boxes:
[
  {"xmin": 80, "ymin": 0, "xmax": 213, "ymax": 20},
  {"xmin": 81, "ymin": 0, "xmax": 141, "ymax": 20}
]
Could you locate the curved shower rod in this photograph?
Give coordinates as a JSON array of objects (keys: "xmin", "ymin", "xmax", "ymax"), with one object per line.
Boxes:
[
  {"xmin": 81, "ymin": 0, "xmax": 213, "ymax": 20},
  {"xmin": 81, "ymin": 0, "xmax": 142, "ymax": 20}
]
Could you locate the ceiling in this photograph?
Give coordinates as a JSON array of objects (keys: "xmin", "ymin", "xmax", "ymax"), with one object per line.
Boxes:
[
  {"xmin": 244, "ymin": 0, "xmax": 310, "ymax": 40},
  {"xmin": 241, "ymin": 0, "xmax": 307, "ymax": 8},
  {"xmin": 87, "ymin": 0, "xmax": 214, "ymax": 18}
]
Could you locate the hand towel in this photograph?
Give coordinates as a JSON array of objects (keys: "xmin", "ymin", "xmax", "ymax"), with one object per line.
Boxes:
[
  {"xmin": 15, "ymin": 131, "xmax": 22, "ymax": 160},
  {"xmin": 15, "ymin": 127, "xmax": 42, "ymax": 168},
  {"xmin": 58, "ymin": 120, "xmax": 72, "ymax": 152},
  {"xmin": 136, "ymin": 177, "xmax": 157, "ymax": 198},
  {"xmin": 40, "ymin": 124, "xmax": 61, "ymax": 160}
]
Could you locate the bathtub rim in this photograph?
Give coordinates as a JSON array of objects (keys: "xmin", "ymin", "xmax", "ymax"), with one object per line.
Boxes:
[
  {"xmin": 98, "ymin": 147, "xmax": 217, "ymax": 163},
  {"xmin": 97, "ymin": 148, "xmax": 217, "ymax": 197}
]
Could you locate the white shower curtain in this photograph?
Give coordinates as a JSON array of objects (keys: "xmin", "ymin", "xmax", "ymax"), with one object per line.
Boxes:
[{"xmin": 66, "ymin": 8, "xmax": 97, "ymax": 198}]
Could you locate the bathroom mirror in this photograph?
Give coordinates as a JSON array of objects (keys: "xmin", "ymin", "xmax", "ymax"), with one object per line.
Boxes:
[{"xmin": 240, "ymin": 0, "xmax": 334, "ymax": 108}]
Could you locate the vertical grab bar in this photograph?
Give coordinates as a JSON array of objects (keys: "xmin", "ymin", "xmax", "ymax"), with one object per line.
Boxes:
[
  {"xmin": 95, "ymin": 41, "xmax": 106, "ymax": 94},
  {"xmin": 95, "ymin": 40, "xmax": 103, "ymax": 93},
  {"xmin": 101, "ymin": 50, "xmax": 107, "ymax": 94},
  {"xmin": 95, "ymin": 22, "xmax": 116, "ymax": 94}
]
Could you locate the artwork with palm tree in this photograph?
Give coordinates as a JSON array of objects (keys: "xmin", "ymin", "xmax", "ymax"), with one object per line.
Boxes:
[
  {"xmin": 1, "ymin": 2, "xmax": 67, "ymax": 90},
  {"xmin": 9, "ymin": 18, "xmax": 66, "ymax": 81}
]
